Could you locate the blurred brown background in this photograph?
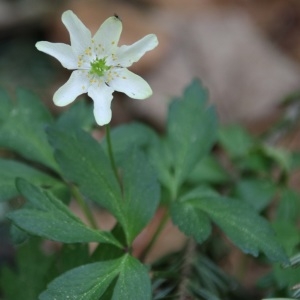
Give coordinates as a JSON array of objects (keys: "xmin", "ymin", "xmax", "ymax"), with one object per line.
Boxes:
[{"xmin": 1, "ymin": 0, "xmax": 300, "ymax": 128}]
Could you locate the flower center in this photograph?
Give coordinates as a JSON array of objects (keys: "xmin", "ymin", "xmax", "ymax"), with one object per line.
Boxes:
[{"xmin": 90, "ymin": 58, "xmax": 111, "ymax": 77}]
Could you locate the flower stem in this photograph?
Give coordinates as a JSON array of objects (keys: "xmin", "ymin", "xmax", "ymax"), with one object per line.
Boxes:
[
  {"xmin": 71, "ymin": 185, "xmax": 98, "ymax": 229},
  {"xmin": 105, "ymin": 124, "xmax": 121, "ymax": 185},
  {"xmin": 140, "ymin": 208, "xmax": 170, "ymax": 262}
]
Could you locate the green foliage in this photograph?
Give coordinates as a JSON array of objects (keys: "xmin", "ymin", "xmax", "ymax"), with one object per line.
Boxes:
[
  {"xmin": 0, "ymin": 79, "xmax": 297, "ymax": 300},
  {"xmin": 48, "ymin": 126, "xmax": 160, "ymax": 245},
  {"xmin": 143, "ymin": 79, "xmax": 218, "ymax": 201},
  {"xmin": 151, "ymin": 248, "xmax": 240, "ymax": 300},
  {"xmin": 47, "ymin": 126, "xmax": 123, "ymax": 219},
  {"xmin": 186, "ymin": 155, "xmax": 230, "ymax": 185},
  {"xmin": 118, "ymin": 148, "xmax": 160, "ymax": 244},
  {"xmin": 171, "ymin": 187, "xmax": 288, "ymax": 263},
  {"xmin": 233, "ymin": 178, "xmax": 277, "ymax": 212},
  {"xmin": 56, "ymin": 100, "xmax": 94, "ymax": 131},
  {"xmin": 8, "ymin": 179, "xmax": 120, "ymax": 246},
  {"xmin": 276, "ymin": 188, "xmax": 300, "ymax": 223},
  {"xmin": 0, "ymin": 238, "xmax": 54, "ymax": 300},
  {"xmin": 0, "ymin": 88, "xmax": 57, "ymax": 170},
  {"xmin": 171, "ymin": 198, "xmax": 211, "ymax": 243},
  {"xmin": 218, "ymin": 125, "xmax": 255, "ymax": 158},
  {"xmin": 0, "ymin": 239, "xmax": 91, "ymax": 300},
  {"xmin": 40, "ymin": 254, "xmax": 151, "ymax": 300},
  {"xmin": 0, "ymin": 159, "xmax": 59, "ymax": 202},
  {"xmin": 101, "ymin": 122, "xmax": 156, "ymax": 161},
  {"xmin": 165, "ymin": 79, "xmax": 218, "ymax": 196}
]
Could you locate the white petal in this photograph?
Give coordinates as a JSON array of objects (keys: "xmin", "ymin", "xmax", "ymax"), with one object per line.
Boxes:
[
  {"xmin": 53, "ymin": 70, "xmax": 89, "ymax": 106},
  {"xmin": 114, "ymin": 34, "xmax": 158, "ymax": 67},
  {"xmin": 62, "ymin": 10, "xmax": 92, "ymax": 56},
  {"xmin": 109, "ymin": 68, "xmax": 152, "ymax": 99},
  {"xmin": 35, "ymin": 41, "xmax": 77, "ymax": 69},
  {"xmin": 93, "ymin": 16, "xmax": 122, "ymax": 56},
  {"xmin": 88, "ymin": 84, "xmax": 114, "ymax": 125}
]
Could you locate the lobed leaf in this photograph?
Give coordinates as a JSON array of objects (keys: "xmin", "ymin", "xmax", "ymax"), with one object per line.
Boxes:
[
  {"xmin": 171, "ymin": 200, "xmax": 211, "ymax": 243},
  {"xmin": 186, "ymin": 155, "xmax": 230, "ymax": 185},
  {"xmin": 48, "ymin": 126, "xmax": 160, "ymax": 245},
  {"xmin": 233, "ymin": 178, "xmax": 276, "ymax": 212},
  {"xmin": 0, "ymin": 158, "xmax": 59, "ymax": 202},
  {"xmin": 40, "ymin": 254, "xmax": 151, "ymax": 300},
  {"xmin": 218, "ymin": 125, "xmax": 254, "ymax": 159},
  {"xmin": 167, "ymin": 79, "xmax": 218, "ymax": 190},
  {"xmin": 147, "ymin": 136, "xmax": 174, "ymax": 194},
  {"xmin": 47, "ymin": 126, "xmax": 123, "ymax": 221},
  {"xmin": 171, "ymin": 188, "xmax": 288, "ymax": 263},
  {"xmin": 119, "ymin": 148, "xmax": 160, "ymax": 244},
  {"xmin": 8, "ymin": 179, "xmax": 120, "ymax": 247}
]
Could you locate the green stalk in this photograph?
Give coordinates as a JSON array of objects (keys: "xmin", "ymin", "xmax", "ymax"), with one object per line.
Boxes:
[
  {"xmin": 105, "ymin": 124, "xmax": 121, "ymax": 186},
  {"xmin": 71, "ymin": 185, "xmax": 98, "ymax": 229}
]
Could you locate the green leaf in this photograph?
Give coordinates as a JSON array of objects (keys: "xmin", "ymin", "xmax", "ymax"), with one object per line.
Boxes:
[
  {"xmin": 171, "ymin": 187, "xmax": 217, "ymax": 243},
  {"xmin": 173, "ymin": 189, "xmax": 288, "ymax": 262},
  {"xmin": 171, "ymin": 200, "xmax": 211, "ymax": 243},
  {"xmin": 272, "ymin": 221, "xmax": 300, "ymax": 256},
  {"xmin": 200, "ymin": 197, "xmax": 287, "ymax": 262},
  {"xmin": 273, "ymin": 262, "xmax": 300, "ymax": 290},
  {"xmin": 0, "ymin": 158, "xmax": 59, "ymax": 202},
  {"xmin": 101, "ymin": 122, "xmax": 157, "ymax": 161},
  {"xmin": 111, "ymin": 255, "xmax": 151, "ymax": 300},
  {"xmin": 119, "ymin": 148, "xmax": 160, "ymax": 244},
  {"xmin": 8, "ymin": 179, "xmax": 120, "ymax": 247},
  {"xmin": 47, "ymin": 244, "xmax": 90, "ymax": 282},
  {"xmin": 187, "ymin": 155, "xmax": 230, "ymax": 185},
  {"xmin": 48, "ymin": 127, "xmax": 159, "ymax": 245},
  {"xmin": 0, "ymin": 238, "xmax": 54, "ymax": 300},
  {"xmin": 0, "ymin": 87, "xmax": 11, "ymax": 122},
  {"xmin": 291, "ymin": 151, "xmax": 300, "ymax": 170},
  {"xmin": 40, "ymin": 259, "xmax": 120, "ymax": 300},
  {"xmin": 167, "ymin": 79, "xmax": 217, "ymax": 189},
  {"xmin": 40, "ymin": 254, "xmax": 151, "ymax": 300},
  {"xmin": 276, "ymin": 188, "xmax": 300, "ymax": 223},
  {"xmin": 238, "ymin": 151, "xmax": 272, "ymax": 173},
  {"xmin": 10, "ymin": 224, "xmax": 28, "ymax": 244},
  {"xmin": 218, "ymin": 125, "xmax": 254, "ymax": 158},
  {"xmin": 47, "ymin": 126, "xmax": 123, "ymax": 222},
  {"xmin": 261, "ymin": 145, "xmax": 292, "ymax": 172},
  {"xmin": 148, "ymin": 136, "xmax": 174, "ymax": 194},
  {"xmin": 56, "ymin": 100, "xmax": 94, "ymax": 131},
  {"xmin": 101, "ymin": 122, "xmax": 169, "ymax": 204},
  {"xmin": 233, "ymin": 178, "xmax": 276, "ymax": 212},
  {"xmin": 262, "ymin": 298, "xmax": 295, "ymax": 300},
  {"xmin": 0, "ymin": 89, "xmax": 57, "ymax": 170},
  {"xmin": 91, "ymin": 243, "xmax": 124, "ymax": 262}
]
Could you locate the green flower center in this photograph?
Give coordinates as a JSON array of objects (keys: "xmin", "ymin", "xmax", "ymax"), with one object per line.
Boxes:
[{"xmin": 90, "ymin": 58, "xmax": 111, "ymax": 77}]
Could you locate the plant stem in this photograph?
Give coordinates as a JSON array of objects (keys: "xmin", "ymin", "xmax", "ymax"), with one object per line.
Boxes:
[
  {"xmin": 140, "ymin": 208, "xmax": 170, "ymax": 262},
  {"xmin": 178, "ymin": 239, "xmax": 196, "ymax": 300},
  {"xmin": 71, "ymin": 185, "xmax": 98, "ymax": 229},
  {"xmin": 105, "ymin": 124, "xmax": 121, "ymax": 186}
]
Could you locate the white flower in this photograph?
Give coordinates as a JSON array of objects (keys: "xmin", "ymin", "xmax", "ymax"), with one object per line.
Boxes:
[{"xmin": 36, "ymin": 10, "xmax": 158, "ymax": 125}]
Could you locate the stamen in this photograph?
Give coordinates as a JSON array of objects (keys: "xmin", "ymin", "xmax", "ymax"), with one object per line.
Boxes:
[{"xmin": 89, "ymin": 57, "xmax": 111, "ymax": 77}]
